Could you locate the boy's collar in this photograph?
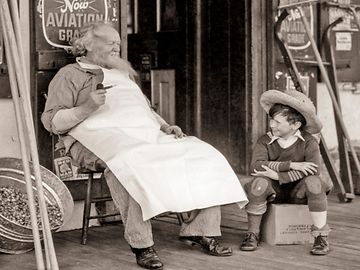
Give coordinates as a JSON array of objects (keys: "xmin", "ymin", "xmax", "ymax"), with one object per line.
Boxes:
[{"xmin": 267, "ymin": 130, "xmax": 305, "ymax": 145}]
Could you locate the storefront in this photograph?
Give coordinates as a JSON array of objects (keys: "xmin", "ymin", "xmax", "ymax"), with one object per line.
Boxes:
[{"xmin": 1, "ymin": 0, "xmax": 359, "ymax": 179}]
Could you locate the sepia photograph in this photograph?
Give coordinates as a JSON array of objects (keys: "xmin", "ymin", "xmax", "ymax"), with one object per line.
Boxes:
[{"xmin": 0, "ymin": 0, "xmax": 359, "ymax": 269}]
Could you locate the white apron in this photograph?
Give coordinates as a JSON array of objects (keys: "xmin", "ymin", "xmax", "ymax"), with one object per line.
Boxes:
[{"xmin": 70, "ymin": 67, "xmax": 248, "ymax": 221}]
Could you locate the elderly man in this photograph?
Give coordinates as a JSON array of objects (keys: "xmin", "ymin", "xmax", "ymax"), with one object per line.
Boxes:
[{"xmin": 42, "ymin": 22, "xmax": 247, "ymax": 269}]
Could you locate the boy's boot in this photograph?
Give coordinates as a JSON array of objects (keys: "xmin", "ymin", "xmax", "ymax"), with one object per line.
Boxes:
[
  {"xmin": 240, "ymin": 232, "xmax": 259, "ymax": 251},
  {"xmin": 131, "ymin": 246, "xmax": 164, "ymax": 269},
  {"xmin": 240, "ymin": 213, "xmax": 262, "ymax": 251},
  {"xmin": 310, "ymin": 224, "xmax": 330, "ymax": 256}
]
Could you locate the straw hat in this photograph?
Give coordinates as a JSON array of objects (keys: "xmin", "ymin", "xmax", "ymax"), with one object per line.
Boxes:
[{"xmin": 260, "ymin": 89, "xmax": 322, "ymax": 134}]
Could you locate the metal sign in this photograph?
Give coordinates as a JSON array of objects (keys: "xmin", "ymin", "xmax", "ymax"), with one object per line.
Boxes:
[
  {"xmin": 41, "ymin": 0, "xmax": 108, "ymax": 49},
  {"xmin": 278, "ymin": 5, "xmax": 314, "ymax": 50}
]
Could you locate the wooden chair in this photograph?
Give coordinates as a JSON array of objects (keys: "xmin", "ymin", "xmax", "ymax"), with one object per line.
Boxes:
[
  {"xmin": 79, "ymin": 168, "xmax": 186, "ymax": 245},
  {"xmin": 79, "ymin": 168, "xmax": 120, "ymax": 245}
]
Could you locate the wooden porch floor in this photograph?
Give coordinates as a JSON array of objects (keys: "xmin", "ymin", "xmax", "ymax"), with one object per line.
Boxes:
[{"xmin": 1, "ymin": 192, "xmax": 359, "ymax": 270}]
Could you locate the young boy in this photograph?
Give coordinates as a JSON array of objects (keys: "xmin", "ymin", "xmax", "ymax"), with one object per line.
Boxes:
[{"xmin": 240, "ymin": 89, "xmax": 333, "ymax": 255}]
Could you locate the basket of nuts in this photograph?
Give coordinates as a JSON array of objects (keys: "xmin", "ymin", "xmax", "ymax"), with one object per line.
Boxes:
[{"xmin": 0, "ymin": 157, "xmax": 74, "ymax": 254}]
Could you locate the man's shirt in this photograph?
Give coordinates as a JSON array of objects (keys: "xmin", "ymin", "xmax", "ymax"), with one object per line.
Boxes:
[{"xmin": 41, "ymin": 59, "xmax": 166, "ymax": 152}]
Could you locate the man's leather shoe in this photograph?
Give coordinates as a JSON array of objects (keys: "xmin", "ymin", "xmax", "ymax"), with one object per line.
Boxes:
[
  {"xmin": 310, "ymin": 234, "xmax": 330, "ymax": 255},
  {"xmin": 240, "ymin": 232, "xmax": 259, "ymax": 251},
  {"xmin": 179, "ymin": 236, "xmax": 232, "ymax": 256},
  {"xmin": 132, "ymin": 247, "xmax": 163, "ymax": 269}
]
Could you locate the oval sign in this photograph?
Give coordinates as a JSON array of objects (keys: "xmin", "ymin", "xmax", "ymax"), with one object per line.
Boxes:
[
  {"xmin": 42, "ymin": 0, "xmax": 108, "ymax": 49},
  {"xmin": 278, "ymin": 5, "xmax": 314, "ymax": 50}
]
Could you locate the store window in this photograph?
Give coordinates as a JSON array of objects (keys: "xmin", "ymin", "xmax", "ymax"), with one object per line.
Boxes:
[
  {"xmin": 156, "ymin": 0, "xmax": 179, "ymax": 32},
  {"xmin": 127, "ymin": 0, "xmax": 179, "ymax": 34},
  {"xmin": 127, "ymin": 0, "xmax": 137, "ymax": 34}
]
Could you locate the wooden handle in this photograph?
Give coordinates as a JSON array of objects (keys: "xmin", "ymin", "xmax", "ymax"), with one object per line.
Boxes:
[{"xmin": 298, "ymin": 6, "xmax": 359, "ymax": 194}]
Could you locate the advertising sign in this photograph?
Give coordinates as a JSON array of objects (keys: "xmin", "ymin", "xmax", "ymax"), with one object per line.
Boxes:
[
  {"xmin": 278, "ymin": 3, "xmax": 314, "ymax": 51},
  {"xmin": 42, "ymin": 0, "xmax": 108, "ymax": 49},
  {"xmin": 273, "ymin": 1, "xmax": 317, "ymax": 100}
]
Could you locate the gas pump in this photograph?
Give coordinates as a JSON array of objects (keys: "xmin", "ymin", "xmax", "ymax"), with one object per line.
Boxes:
[
  {"xmin": 321, "ymin": 0, "xmax": 360, "ymax": 83},
  {"xmin": 320, "ymin": 0, "xmax": 360, "ymax": 194},
  {"xmin": 271, "ymin": 0, "xmax": 360, "ymax": 200}
]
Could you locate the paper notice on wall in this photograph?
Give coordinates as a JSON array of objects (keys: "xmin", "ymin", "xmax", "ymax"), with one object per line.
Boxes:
[
  {"xmin": 336, "ymin": 32, "xmax": 352, "ymax": 51},
  {"xmin": 286, "ymin": 74, "xmax": 310, "ymax": 96}
]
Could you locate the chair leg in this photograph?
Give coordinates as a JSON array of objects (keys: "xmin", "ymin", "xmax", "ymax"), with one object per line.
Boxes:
[
  {"xmin": 176, "ymin": 213, "xmax": 184, "ymax": 225},
  {"xmin": 81, "ymin": 173, "xmax": 93, "ymax": 245}
]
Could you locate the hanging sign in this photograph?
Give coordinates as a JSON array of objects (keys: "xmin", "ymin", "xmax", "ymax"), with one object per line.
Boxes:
[{"xmin": 42, "ymin": 0, "xmax": 108, "ymax": 49}]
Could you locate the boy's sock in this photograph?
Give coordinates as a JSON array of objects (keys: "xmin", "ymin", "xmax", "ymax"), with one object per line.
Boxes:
[
  {"xmin": 247, "ymin": 213, "xmax": 263, "ymax": 235},
  {"xmin": 310, "ymin": 211, "xmax": 327, "ymax": 230}
]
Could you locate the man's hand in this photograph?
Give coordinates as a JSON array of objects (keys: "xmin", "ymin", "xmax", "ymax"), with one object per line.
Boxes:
[
  {"xmin": 251, "ymin": 165, "xmax": 279, "ymax": 180},
  {"xmin": 161, "ymin": 124, "xmax": 185, "ymax": 139},
  {"xmin": 83, "ymin": 86, "xmax": 107, "ymax": 112},
  {"xmin": 290, "ymin": 162, "xmax": 318, "ymax": 176}
]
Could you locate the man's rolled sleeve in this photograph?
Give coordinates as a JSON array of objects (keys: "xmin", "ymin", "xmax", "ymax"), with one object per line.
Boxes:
[{"xmin": 41, "ymin": 71, "xmax": 77, "ymax": 134}]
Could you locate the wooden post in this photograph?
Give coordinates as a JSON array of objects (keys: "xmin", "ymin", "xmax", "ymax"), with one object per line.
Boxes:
[
  {"xmin": 120, "ymin": 0, "xmax": 128, "ymax": 60},
  {"xmin": 194, "ymin": 0, "xmax": 202, "ymax": 138},
  {"xmin": 0, "ymin": 10, "xmax": 45, "ymax": 270}
]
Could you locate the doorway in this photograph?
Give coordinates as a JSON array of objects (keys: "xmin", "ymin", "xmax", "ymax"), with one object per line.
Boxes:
[{"xmin": 127, "ymin": 0, "xmax": 250, "ymax": 173}]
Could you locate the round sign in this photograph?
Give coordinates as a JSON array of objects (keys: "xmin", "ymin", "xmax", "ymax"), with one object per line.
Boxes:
[
  {"xmin": 42, "ymin": 0, "xmax": 108, "ymax": 49},
  {"xmin": 278, "ymin": 5, "xmax": 314, "ymax": 50}
]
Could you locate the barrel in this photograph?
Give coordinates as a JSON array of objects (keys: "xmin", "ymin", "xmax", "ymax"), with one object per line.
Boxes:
[
  {"xmin": 0, "ymin": 224, "xmax": 34, "ymax": 254},
  {"xmin": 0, "ymin": 157, "xmax": 74, "ymax": 254}
]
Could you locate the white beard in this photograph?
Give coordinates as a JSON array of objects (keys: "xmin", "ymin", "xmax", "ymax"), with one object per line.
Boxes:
[{"xmin": 91, "ymin": 52, "xmax": 136, "ymax": 77}]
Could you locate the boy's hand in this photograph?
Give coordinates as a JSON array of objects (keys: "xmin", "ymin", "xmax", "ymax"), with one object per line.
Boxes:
[
  {"xmin": 161, "ymin": 124, "xmax": 185, "ymax": 139},
  {"xmin": 290, "ymin": 162, "xmax": 318, "ymax": 176},
  {"xmin": 251, "ymin": 165, "xmax": 279, "ymax": 180}
]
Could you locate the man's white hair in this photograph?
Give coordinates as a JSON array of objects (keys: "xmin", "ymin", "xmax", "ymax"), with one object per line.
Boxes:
[
  {"xmin": 70, "ymin": 21, "xmax": 114, "ymax": 56},
  {"xmin": 70, "ymin": 21, "xmax": 137, "ymax": 80}
]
